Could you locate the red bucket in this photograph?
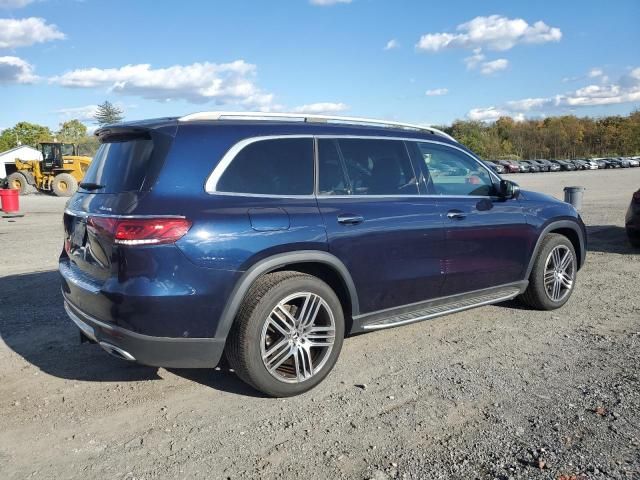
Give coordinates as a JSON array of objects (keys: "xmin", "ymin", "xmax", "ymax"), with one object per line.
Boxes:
[{"xmin": 0, "ymin": 188, "xmax": 20, "ymax": 213}]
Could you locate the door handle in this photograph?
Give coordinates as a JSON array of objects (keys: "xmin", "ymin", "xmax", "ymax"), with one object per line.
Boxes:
[
  {"xmin": 447, "ymin": 210, "xmax": 466, "ymax": 220},
  {"xmin": 337, "ymin": 214, "xmax": 364, "ymax": 225}
]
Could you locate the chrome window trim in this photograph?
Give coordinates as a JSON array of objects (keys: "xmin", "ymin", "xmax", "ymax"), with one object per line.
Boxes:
[
  {"xmin": 205, "ymin": 135, "xmax": 315, "ymax": 196},
  {"xmin": 316, "ymin": 194, "xmax": 492, "ymax": 199},
  {"xmin": 205, "ymin": 191, "xmax": 316, "ymax": 199},
  {"xmin": 204, "ymin": 134, "xmax": 500, "ymax": 200}
]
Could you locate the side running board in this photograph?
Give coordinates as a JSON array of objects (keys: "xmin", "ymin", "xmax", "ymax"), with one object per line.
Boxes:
[{"xmin": 361, "ymin": 286, "xmax": 522, "ymax": 330}]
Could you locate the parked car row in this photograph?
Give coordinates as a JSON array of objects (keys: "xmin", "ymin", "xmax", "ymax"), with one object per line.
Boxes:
[{"xmin": 483, "ymin": 157, "xmax": 640, "ymax": 174}]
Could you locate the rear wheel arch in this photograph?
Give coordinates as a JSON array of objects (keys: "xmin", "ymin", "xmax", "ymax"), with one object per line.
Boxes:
[
  {"xmin": 271, "ymin": 262, "xmax": 354, "ymax": 334},
  {"xmin": 216, "ymin": 251, "xmax": 359, "ymax": 340}
]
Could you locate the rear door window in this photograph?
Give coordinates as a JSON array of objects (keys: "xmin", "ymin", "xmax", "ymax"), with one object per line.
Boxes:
[
  {"xmin": 333, "ymin": 138, "xmax": 418, "ymax": 196},
  {"xmin": 216, "ymin": 138, "xmax": 314, "ymax": 196},
  {"xmin": 317, "ymin": 139, "xmax": 350, "ymax": 195}
]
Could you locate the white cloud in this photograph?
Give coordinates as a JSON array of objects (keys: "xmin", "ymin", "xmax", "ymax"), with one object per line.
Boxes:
[
  {"xmin": 464, "ymin": 48, "xmax": 508, "ymax": 75},
  {"xmin": 505, "ymin": 97, "xmax": 548, "ymax": 111},
  {"xmin": 0, "ymin": 17, "xmax": 65, "ymax": 49},
  {"xmin": 51, "ymin": 60, "xmax": 278, "ymax": 110},
  {"xmin": 416, "ymin": 15, "xmax": 561, "ymax": 52},
  {"xmin": 292, "ymin": 102, "xmax": 348, "ymax": 114},
  {"xmin": 56, "ymin": 104, "xmax": 99, "ymax": 121},
  {"xmin": 467, "ymin": 106, "xmax": 504, "ymax": 122},
  {"xmin": 464, "ymin": 48, "xmax": 485, "ymax": 69},
  {"xmin": 588, "ymin": 67, "xmax": 603, "ymax": 78},
  {"xmin": 468, "ymin": 67, "xmax": 640, "ymax": 120},
  {"xmin": 309, "ymin": 0, "xmax": 351, "ymax": 5},
  {"xmin": 0, "ymin": 0, "xmax": 34, "ymax": 8},
  {"xmin": 0, "ymin": 55, "xmax": 37, "ymax": 83},
  {"xmin": 425, "ymin": 88, "xmax": 448, "ymax": 96},
  {"xmin": 384, "ymin": 39, "xmax": 399, "ymax": 51},
  {"xmin": 479, "ymin": 58, "xmax": 508, "ymax": 75}
]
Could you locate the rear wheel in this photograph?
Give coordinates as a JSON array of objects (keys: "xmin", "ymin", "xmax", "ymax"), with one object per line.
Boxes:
[
  {"xmin": 7, "ymin": 172, "xmax": 31, "ymax": 195},
  {"xmin": 520, "ymin": 233, "xmax": 577, "ymax": 310},
  {"xmin": 52, "ymin": 173, "xmax": 78, "ymax": 197},
  {"xmin": 226, "ymin": 271, "xmax": 344, "ymax": 397}
]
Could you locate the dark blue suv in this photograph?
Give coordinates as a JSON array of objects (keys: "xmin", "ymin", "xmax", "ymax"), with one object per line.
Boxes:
[{"xmin": 60, "ymin": 112, "xmax": 587, "ymax": 396}]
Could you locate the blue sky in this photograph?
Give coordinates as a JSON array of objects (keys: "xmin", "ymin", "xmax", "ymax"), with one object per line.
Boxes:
[{"xmin": 0, "ymin": 0, "xmax": 639, "ymax": 131}]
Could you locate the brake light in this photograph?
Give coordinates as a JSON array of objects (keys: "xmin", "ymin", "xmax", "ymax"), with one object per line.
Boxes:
[{"xmin": 87, "ymin": 216, "xmax": 191, "ymax": 245}]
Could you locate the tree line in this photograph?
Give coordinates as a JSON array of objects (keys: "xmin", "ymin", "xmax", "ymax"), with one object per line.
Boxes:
[
  {"xmin": 440, "ymin": 111, "xmax": 640, "ymax": 160},
  {"xmin": 1, "ymin": 105, "xmax": 638, "ymax": 161},
  {"xmin": 0, "ymin": 101, "xmax": 124, "ymax": 157}
]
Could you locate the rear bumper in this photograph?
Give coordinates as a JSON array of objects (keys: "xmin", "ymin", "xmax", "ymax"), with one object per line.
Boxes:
[{"xmin": 63, "ymin": 297, "xmax": 225, "ymax": 368}]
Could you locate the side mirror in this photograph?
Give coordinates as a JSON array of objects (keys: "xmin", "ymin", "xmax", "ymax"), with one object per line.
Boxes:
[{"xmin": 498, "ymin": 179, "xmax": 520, "ymax": 199}]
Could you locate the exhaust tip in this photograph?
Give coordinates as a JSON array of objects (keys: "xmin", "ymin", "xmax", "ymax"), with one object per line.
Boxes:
[{"xmin": 99, "ymin": 342, "xmax": 136, "ymax": 362}]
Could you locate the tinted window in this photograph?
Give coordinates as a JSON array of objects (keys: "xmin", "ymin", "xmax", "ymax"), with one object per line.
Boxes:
[
  {"xmin": 416, "ymin": 143, "xmax": 494, "ymax": 196},
  {"xmin": 335, "ymin": 139, "xmax": 418, "ymax": 195},
  {"xmin": 80, "ymin": 134, "xmax": 155, "ymax": 193},
  {"xmin": 217, "ymin": 138, "xmax": 313, "ymax": 195},
  {"xmin": 317, "ymin": 139, "xmax": 349, "ymax": 195}
]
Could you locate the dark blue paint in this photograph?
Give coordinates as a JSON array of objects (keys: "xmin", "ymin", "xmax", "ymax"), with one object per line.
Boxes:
[
  {"xmin": 437, "ymin": 195, "xmax": 531, "ymax": 296},
  {"xmin": 60, "ymin": 118, "xmax": 586, "ymax": 362},
  {"xmin": 317, "ymin": 196, "xmax": 445, "ymax": 312}
]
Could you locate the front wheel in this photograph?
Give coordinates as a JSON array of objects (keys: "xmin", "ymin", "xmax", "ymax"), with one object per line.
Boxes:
[
  {"xmin": 226, "ymin": 271, "xmax": 344, "ymax": 397},
  {"xmin": 52, "ymin": 173, "xmax": 78, "ymax": 197},
  {"xmin": 519, "ymin": 233, "xmax": 577, "ymax": 310}
]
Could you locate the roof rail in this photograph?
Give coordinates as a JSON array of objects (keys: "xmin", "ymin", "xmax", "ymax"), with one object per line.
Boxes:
[{"xmin": 178, "ymin": 111, "xmax": 455, "ymax": 141}]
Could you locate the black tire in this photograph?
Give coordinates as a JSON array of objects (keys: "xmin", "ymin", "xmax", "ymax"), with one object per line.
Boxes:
[
  {"xmin": 226, "ymin": 271, "xmax": 345, "ymax": 397},
  {"xmin": 52, "ymin": 173, "xmax": 78, "ymax": 197},
  {"xmin": 7, "ymin": 172, "xmax": 31, "ymax": 195},
  {"xmin": 519, "ymin": 233, "xmax": 577, "ymax": 310}
]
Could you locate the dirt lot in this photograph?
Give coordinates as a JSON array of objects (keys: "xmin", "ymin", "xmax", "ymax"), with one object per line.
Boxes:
[{"xmin": 1, "ymin": 169, "xmax": 639, "ymax": 480}]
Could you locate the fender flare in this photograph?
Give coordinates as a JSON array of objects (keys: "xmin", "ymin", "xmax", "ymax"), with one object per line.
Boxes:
[
  {"xmin": 525, "ymin": 219, "xmax": 586, "ymax": 279},
  {"xmin": 214, "ymin": 250, "xmax": 359, "ymax": 339}
]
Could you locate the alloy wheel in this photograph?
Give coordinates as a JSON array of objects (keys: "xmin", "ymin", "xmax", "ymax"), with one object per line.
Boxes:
[
  {"xmin": 544, "ymin": 245, "xmax": 575, "ymax": 302},
  {"xmin": 260, "ymin": 292, "xmax": 336, "ymax": 383}
]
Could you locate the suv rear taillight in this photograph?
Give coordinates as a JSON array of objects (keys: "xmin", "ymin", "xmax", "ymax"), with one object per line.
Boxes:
[{"xmin": 87, "ymin": 217, "xmax": 192, "ymax": 245}]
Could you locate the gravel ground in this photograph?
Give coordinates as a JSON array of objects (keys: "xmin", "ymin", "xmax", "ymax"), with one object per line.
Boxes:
[{"xmin": 0, "ymin": 169, "xmax": 638, "ymax": 480}]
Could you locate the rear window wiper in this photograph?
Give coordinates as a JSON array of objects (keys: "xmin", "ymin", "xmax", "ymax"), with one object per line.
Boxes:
[{"xmin": 79, "ymin": 182, "xmax": 105, "ymax": 191}]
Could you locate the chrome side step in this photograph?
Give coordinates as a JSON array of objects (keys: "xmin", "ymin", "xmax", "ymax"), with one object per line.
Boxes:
[{"xmin": 362, "ymin": 287, "xmax": 521, "ymax": 330}]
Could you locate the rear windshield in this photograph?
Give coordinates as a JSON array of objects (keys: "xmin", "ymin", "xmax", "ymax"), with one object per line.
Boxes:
[{"xmin": 80, "ymin": 134, "xmax": 157, "ymax": 193}]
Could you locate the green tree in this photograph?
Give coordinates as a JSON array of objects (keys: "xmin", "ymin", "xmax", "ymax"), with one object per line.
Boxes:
[
  {"xmin": 77, "ymin": 136, "xmax": 100, "ymax": 157},
  {"xmin": 58, "ymin": 119, "xmax": 88, "ymax": 144},
  {"xmin": 0, "ymin": 122, "xmax": 52, "ymax": 150},
  {"xmin": 93, "ymin": 101, "xmax": 124, "ymax": 126}
]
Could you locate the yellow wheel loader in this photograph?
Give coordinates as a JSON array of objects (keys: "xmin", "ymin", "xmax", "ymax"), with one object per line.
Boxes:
[{"xmin": 7, "ymin": 143, "xmax": 92, "ymax": 197}]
